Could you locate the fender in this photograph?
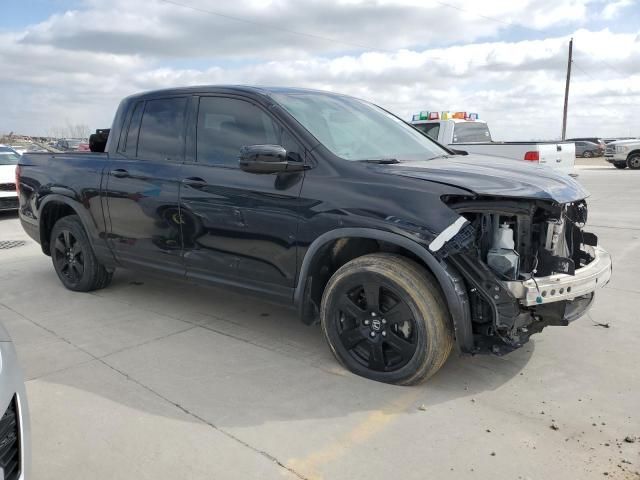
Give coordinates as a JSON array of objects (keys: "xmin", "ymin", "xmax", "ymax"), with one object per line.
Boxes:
[
  {"xmin": 38, "ymin": 194, "xmax": 115, "ymax": 266},
  {"xmin": 294, "ymin": 228, "xmax": 474, "ymax": 353}
]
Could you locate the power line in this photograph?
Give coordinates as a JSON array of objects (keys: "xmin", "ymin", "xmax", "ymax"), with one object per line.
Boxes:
[
  {"xmin": 156, "ymin": 0, "xmax": 393, "ymax": 53},
  {"xmin": 572, "ymin": 61, "xmax": 598, "ymax": 82},
  {"xmin": 431, "ymin": 0, "xmax": 629, "ymax": 77},
  {"xmin": 158, "ymin": 0, "xmax": 627, "ymax": 80}
]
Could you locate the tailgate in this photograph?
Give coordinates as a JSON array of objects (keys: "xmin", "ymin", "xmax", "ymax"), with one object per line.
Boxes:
[{"xmin": 538, "ymin": 143, "xmax": 575, "ymax": 174}]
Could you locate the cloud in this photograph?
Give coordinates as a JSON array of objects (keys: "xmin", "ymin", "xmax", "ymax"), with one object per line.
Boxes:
[
  {"xmin": 1, "ymin": 1, "xmax": 639, "ymax": 139},
  {"xmin": 601, "ymin": 0, "xmax": 634, "ymax": 19},
  {"xmin": 17, "ymin": 0, "xmax": 595, "ymax": 58}
]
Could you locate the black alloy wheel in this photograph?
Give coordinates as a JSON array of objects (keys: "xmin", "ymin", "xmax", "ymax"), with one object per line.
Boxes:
[
  {"xmin": 334, "ymin": 279, "xmax": 417, "ymax": 372},
  {"xmin": 321, "ymin": 253, "xmax": 453, "ymax": 385},
  {"xmin": 50, "ymin": 215, "xmax": 113, "ymax": 291},
  {"xmin": 52, "ymin": 229, "xmax": 85, "ymax": 285}
]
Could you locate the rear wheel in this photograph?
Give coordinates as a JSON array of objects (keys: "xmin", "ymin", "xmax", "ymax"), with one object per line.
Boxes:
[
  {"xmin": 50, "ymin": 215, "xmax": 113, "ymax": 291},
  {"xmin": 614, "ymin": 162, "xmax": 627, "ymax": 169},
  {"xmin": 583, "ymin": 150, "xmax": 593, "ymax": 158},
  {"xmin": 321, "ymin": 253, "xmax": 453, "ymax": 385},
  {"xmin": 628, "ymin": 154, "xmax": 640, "ymax": 170}
]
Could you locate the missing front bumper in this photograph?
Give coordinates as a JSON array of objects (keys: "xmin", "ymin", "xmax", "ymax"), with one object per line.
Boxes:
[{"xmin": 502, "ymin": 246, "xmax": 612, "ymax": 306}]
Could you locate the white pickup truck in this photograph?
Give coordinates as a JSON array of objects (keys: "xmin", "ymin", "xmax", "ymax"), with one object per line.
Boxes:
[
  {"xmin": 411, "ymin": 112, "xmax": 575, "ymax": 174},
  {"xmin": 604, "ymin": 138, "xmax": 640, "ymax": 169}
]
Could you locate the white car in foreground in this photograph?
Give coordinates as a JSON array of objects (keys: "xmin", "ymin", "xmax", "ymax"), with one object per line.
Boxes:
[
  {"xmin": 0, "ymin": 146, "xmax": 20, "ymax": 212},
  {"xmin": 0, "ymin": 320, "xmax": 30, "ymax": 480}
]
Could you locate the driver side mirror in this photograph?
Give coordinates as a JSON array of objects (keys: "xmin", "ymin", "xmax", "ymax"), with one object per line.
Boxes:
[{"xmin": 239, "ymin": 145, "xmax": 306, "ymax": 174}]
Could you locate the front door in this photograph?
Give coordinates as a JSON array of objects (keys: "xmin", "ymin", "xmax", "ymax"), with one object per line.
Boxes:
[
  {"xmin": 179, "ymin": 95, "xmax": 305, "ymax": 300},
  {"xmin": 105, "ymin": 96, "xmax": 187, "ymax": 275}
]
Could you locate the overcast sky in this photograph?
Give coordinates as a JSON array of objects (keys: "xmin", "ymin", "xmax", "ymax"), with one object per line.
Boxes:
[{"xmin": 1, "ymin": 0, "xmax": 639, "ymax": 139}]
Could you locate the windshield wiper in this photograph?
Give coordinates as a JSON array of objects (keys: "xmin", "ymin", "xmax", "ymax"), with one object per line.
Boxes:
[
  {"xmin": 427, "ymin": 154, "xmax": 452, "ymax": 160},
  {"xmin": 358, "ymin": 158, "xmax": 400, "ymax": 164}
]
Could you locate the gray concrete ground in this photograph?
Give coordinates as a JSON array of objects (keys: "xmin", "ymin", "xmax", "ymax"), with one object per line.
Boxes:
[{"xmin": 0, "ymin": 158, "xmax": 639, "ymax": 480}]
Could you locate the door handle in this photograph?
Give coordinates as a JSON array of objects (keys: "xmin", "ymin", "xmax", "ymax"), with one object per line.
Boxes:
[
  {"xmin": 182, "ymin": 177, "xmax": 208, "ymax": 188},
  {"xmin": 110, "ymin": 168, "xmax": 130, "ymax": 178}
]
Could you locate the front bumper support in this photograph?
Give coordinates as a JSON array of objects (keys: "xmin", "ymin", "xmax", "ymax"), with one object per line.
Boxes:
[{"xmin": 502, "ymin": 246, "xmax": 612, "ymax": 306}]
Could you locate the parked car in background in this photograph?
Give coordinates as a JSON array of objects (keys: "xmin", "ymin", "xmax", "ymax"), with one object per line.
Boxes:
[
  {"xmin": 604, "ymin": 138, "xmax": 640, "ymax": 169},
  {"xmin": 411, "ymin": 112, "xmax": 575, "ymax": 174},
  {"xmin": 0, "ymin": 146, "xmax": 20, "ymax": 211},
  {"xmin": 9, "ymin": 146, "xmax": 26, "ymax": 156},
  {"xmin": 77, "ymin": 143, "xmax": 90, "ymax": 152},
  {"xmin": 574, "ymin": 140, "xmax": 604, "ymax": 158},
  {"xmin": 566, "ymin": 137, "xmax": 605, "ymax": 149},
  {"xmin": 55, "ymin": 139, "xmax": 84, "ymax": 151},
  {"xmin": 17, "ymin": 86, "xmax": 611, "ymax": 385},
  {"xmin": 0, "ymin": 320, "xmax": 30, "ymax": 480}
]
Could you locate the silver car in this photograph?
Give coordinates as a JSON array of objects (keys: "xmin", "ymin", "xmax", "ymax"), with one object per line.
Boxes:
[{"xmin": 0, "ymin": 321, "xmax": 30, "ymax": 479}]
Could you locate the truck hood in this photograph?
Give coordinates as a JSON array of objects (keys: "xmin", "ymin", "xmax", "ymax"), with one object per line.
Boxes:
[
  {"xmin": 0, "ymin": 164, "xmax": 16, "ymax": 184},
  {"xmin": 378, "ymin": 154, "xmax": 588, "ymax": 203},
  {"xmin": 609, "ymin": 139, "xmax": 639, "ymax": 146}
]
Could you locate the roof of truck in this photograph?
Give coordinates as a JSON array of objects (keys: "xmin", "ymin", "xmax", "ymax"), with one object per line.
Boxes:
[
  {"xmin": 411, "ymin": 118, "xmax": 488, "ymax": 124},
  {"xmin": 123, "ymin": 85, "xmax": 351, "ymax": 102}
]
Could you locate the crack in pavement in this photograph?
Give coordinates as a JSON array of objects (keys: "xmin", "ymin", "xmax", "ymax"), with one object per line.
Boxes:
[{"xmin": 1, "ymin": 301, "xmax": 310, "ymax": 480}]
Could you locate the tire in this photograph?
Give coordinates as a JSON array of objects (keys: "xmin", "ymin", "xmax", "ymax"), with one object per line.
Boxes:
[
  {"xmin": 320, "ymin": 253, "xmax": 453, "ymax": 385},
  {"xmin": 627, "ymin": 154, "xmax": 640, "ymax": 170},
  {"xmin": 50, "ymin": 215, "xmax": 113, "ymax": 292},
  {"xmin": 583, "ymin": 150, "xmax": 592, "ymax": 158},
  {"xmin": 614, "ymin": 162, "xmax": 627, "ymax": 169}
]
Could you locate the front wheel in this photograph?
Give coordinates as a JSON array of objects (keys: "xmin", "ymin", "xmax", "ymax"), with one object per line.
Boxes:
[
  {"xmin": 321, "ymin": 253, "xmax": 453, "ymax": 385},
  {"xmin": 628, "ymin": 154, "xmax": 640, "ymax": 170},
  {"xmin": 50, "ymin": 215, "xmax": 113, "ymax": 291}
]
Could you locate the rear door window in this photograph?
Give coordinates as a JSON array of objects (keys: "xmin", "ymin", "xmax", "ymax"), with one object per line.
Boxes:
[{"xmin": 137, "ymin": 97, "xmax": 188, "ymax": 162}]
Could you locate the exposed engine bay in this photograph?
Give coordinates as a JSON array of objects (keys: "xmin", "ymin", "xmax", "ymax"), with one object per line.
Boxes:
[{"xmin": 435, "ymin": 195, "xmax": 612, "ymax": 354}]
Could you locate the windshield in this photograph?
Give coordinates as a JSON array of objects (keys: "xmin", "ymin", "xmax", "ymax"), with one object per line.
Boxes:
[
  {"xmin": 0, "ymin": 152, "xmax": 20, "ymax": 165},
  {"xmin": 272, "ymin": 92, "xmax": 447, "ymax": 161},
  {"xmin": 452, "ymin": 122, "xmax": 492, "ymax": 143}
]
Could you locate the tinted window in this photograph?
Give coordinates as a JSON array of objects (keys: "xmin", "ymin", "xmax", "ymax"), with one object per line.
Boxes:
[
  {"xmin": 414, "ymin": 123, "xmax": 440, "ymax": 141},
  {"xmin": 137, "ymin": 97, "xmax": 187, "ymax": 161},
  {"xmin": 197, "ymin": 97, "xmax": 281, "ymax": 167},
  {"xmin": 452, "ymin": 122, "xmax": 492, "ymax": 143},
  {"xmin": 120, "ymin": 101, "xmax": 143, "ymax": 155}
]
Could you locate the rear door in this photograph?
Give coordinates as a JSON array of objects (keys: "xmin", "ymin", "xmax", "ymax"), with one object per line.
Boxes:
[
  {"xmin": 179, "ymin": 95, "xmax": 305, "ymax": 300},
  {"xmin": 104, "ymin": 96, "xmax": 187, "ymax": 274}
]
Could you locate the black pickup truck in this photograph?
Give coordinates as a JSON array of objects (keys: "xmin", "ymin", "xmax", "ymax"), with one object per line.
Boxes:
[{"xmin": 17, "ymin": 86, "xmax": 612, "ymax": 385}]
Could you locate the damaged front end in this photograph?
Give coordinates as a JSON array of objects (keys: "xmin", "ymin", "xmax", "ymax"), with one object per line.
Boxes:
[{"xmin": 433, "ymin": 195, "xmax": 612, "ymax": 354}]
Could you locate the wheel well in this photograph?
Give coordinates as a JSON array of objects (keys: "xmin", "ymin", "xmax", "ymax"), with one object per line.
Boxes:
[
  {"xmin": 40, "ymin": 202, "xmax": 77, "ymax": 255},
  {"xmin": 627, "ymin": 150, "xmax": 640, "ymax": 160},
  {"xmin": 299, "ymin": 236, "xmax": 434, "ymax": 324}
]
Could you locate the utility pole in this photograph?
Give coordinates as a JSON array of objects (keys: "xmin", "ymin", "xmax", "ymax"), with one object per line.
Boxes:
[{"xmin": 561, "ymin": 37, "xmax": 573, "ymax": 140}]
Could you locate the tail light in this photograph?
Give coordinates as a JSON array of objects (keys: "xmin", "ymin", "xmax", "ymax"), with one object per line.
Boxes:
[
  {"xmin": 524, "ymin": 151, "xmax": 540, "ymax": 162},
  {"xmin": 15, "ymin": 165, "xmax": 20, "ymax": 194}
]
